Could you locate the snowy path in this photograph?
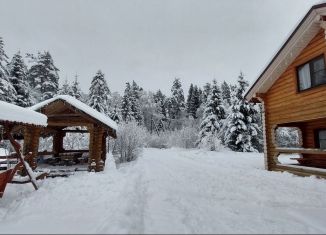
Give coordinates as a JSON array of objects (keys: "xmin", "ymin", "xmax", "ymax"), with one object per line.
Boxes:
[{"xmin": 1, "ymin": 148, "xmax": 326, "ymax": 234}]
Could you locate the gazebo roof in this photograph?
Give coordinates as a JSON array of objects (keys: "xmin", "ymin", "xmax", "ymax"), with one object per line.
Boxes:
[
  {"xmin": 0, "ymin": 101, "xmax": 47, "ymax": 127},
  {"xmin": 30, "ymin": 95, "xmax": 118, "ymax": 131}
]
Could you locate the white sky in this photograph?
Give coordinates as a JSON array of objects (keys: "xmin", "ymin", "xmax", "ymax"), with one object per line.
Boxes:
[{"xmin": 0, "ymin": 0, "xmax": 321, "ymax": 94}]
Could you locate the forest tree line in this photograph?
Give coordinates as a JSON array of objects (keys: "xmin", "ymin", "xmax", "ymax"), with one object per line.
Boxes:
[{"xmin": 0, "ymin": 36, "xmax": 268, "ymax": 154}]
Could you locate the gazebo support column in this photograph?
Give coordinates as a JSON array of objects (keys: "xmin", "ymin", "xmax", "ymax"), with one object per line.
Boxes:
[
  {"xmin": 53, "ymin": 131, "xmax": 65, "ymax": 157},
  {"xmin": 23, "ymin": 127, "xmax": 41, "ymax": 170},
  {"xmin": 88, "ymin": 125, "xmax": 105, "ymax": 172},
  {"xmin": 101, "ymin": 132, "xmax": 108, "ymax": 166}
]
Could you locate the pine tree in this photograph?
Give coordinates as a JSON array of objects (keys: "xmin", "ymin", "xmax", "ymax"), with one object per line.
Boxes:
[
  {"xmin": 110, "ymin": 105, "xmax": 121, "ymax": 124},
  {"xmin": 130, "ymin": 80, "xmax": 143, "ymax": 124},
  {"xmin": 169, "ymin": 78, "xmax": 185, "ymax": 119},
  {"xmin": 121, "ymin": 82, "xmax": 134, "ymax": 122},
  {"xmin": 189, "ymin": 85, "xmax": 202, "ymax": 119},
  {"xmin": 0, "ymin": 37, "xmax": 17, "ymax": 103},
  {"xmin": 88, "ymin": 70, "xmax": 111, "ymax": 115},
  {"xmin": 27, "ymin": 51, "xmax": 60, "ymax": 101},
  {"xmin": 202, "ymin": 82, "xmax": 211, "ymax": 104},
  {"xmin": 8, "ymin": 51, "xmax": 31, "ymax": 107},
  {"xmin": 58, "ymin": 78, "xmax": 73, "ymax": 96},
  {"xmin": 71, "ymin": 74, "xmax": 82, "ymax": 100},
  {"xmin": 186, "ymin": 84, "xmax": 194, "ymax": 117},
  {"xmin": 224, "ymin": 72, "xmax": 260, "ymax": 152},
  {"xmin": 154, "ymin": 89, "xmax": 168, "ymax": 120},
  {"xmin": 198, "ymin": 80, "xmax": 225, "ymax": 150},
  {"xmin": 221, "ymin": 81, "xmax": 231, "ymax": 106}
]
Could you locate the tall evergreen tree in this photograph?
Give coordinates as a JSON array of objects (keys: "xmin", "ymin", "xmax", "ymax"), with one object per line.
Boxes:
[
  {"xmin": 169, "ymin": 78, "xmax": 185, "ymax": 119},
  {"xmin": 154, "ymin": 89, "xmax": 168, "ymax": 120},
  {"xmin": 27, "ymin": 51, "xmax": 60, "ymax": 101},
  {"xmin": 58, "ymin": 78, "xmax": 73, "ymax": 96},
  {"xmin": 0, "ymin": 37, "xmax": 17, "ymax": 103},
  {"xmin": 224, "ymin": 72, "xmax": 260, "ymax": 152},
  {"xmin": 202, "ymin": 82, "xmax": 211, "ymax": 104},
  {"xmin": 71, "ymin": 74, "xmax": 82, "ymax": 100},
  {"xmin": 221, "ymin": 81, "xmax": 231, "ymax": 106},
  {"xmin": 88, "ymin": 70, "xmax": 111, "ymax": 115},
  {"xmin": 130, "ymin": 80, "xmax": 143, "ymax": 124},
  {"xmin": 186, "ymin": 83, "xmax": 194, "ymax": 116},
  {"xmin": 8, "ymin": 51, "xmax": 31, "ymax": 107},
  {"xmin": 110, "ymin": 105, "xmax": 121, "ymax": 124},
  {"xmin": 198, "ymin": 80, "xmax": 225, "ymax": 150},
  {"xmin": 121, "ymin": 82, "xmax": 134, "ymax": 122}
]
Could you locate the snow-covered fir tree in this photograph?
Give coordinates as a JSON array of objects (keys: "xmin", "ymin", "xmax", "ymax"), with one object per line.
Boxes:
[
  {"xmin": 186, "ymin": 84, "xmax": 194, "ymax": 116},
  {"xmin": 71, "ymin": 74, "xmax": 83, "ymax": 100},
  {"xmin": 223, "ymin": 72, "xmax": 261, "ymax": 152},
  {"xmin": 221, "ymin": 80, "xmax": 231, "ymax": 106},
  {"xmin": 88, "ymin": 70, "xmax": 111, "ymax": 115},
  {"xmin": 169, "ymin": 78, "xmax": 185, "ymax": 119},
  {"xmin": 202, "ymin": 82, "xmax": 211, "ymax": 104},
  {"xmin": 8, "ymin": 51, "xmax": 31, "ymax": 107},
  {"xmin": 110, "ymin": 105, "xmax": 122, "ymax": 124},
  {"xmin": 27, "ymin": 51, "xmax": 60, "ymax": 101},
  {"xmin": 130, "ymin": 80, "xmax": 143, "ymax": 124},
  {"xmin": 154, "ymin": 89, "xmax": 168, "ymax": 120},
  {"xmin": 0, "ymin": 37, "xmax": 17, "ymax": 103},
  {"xmin": 121, "ymin": 82, "xmax": 134, "ymax": 122},
  {"xmin": 198, "ymin": 80, "xmax": 225, "ymax": 150},
  {"xmin": 58, "ymin": 78, "xmax": 73, "ymax": 96}
]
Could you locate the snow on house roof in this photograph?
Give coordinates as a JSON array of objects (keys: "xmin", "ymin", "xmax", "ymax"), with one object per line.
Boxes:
[
  {"xmin": 245, "ymin": 3, "xmax": 326, "ymax": 101},
  {"xmin": 30, "ymin": 95, "xmax": 118, "ymax": 131},
  {"xmin": 0, "ymin": 101, "xmax": 47, "ymax": 127}
]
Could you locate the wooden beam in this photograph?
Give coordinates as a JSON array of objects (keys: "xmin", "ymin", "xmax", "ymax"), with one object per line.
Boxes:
[{"xmin": 276, "ymin": 147, "xmax": 326, "ymax": 155}]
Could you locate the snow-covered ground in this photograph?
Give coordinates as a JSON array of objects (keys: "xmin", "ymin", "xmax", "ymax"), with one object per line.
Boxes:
[{"xmin": 1, "ymin": 148, "xmax": 326, "ymax": 234}]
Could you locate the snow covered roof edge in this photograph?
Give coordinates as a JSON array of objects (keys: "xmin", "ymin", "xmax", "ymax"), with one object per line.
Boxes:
[
  {"xmin": 0, "ymin": 101, "xmax": 47, "ymax": 127},
  {"xmin": 29, "ymin": 95, "xmax": 118, "ymax": 131},
  {"xmin": 245, "ymin": 3, "xmax": 326, "ymax": 101}
]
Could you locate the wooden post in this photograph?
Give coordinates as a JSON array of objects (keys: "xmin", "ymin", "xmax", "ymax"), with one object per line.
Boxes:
[
  {"xmin": 87, "ymin": 125, "xmax": 105, "ymax": 172},
  {"xmin": 101, "ymin": 132, "xmax": 108, "ymax": 166},
  {"xmin": 53, "ymin": 131, "xmax": 65, "ymax": 157},
  {"xmin": 23, "ymin": 127, "xmax": 41, "ymax": 170}
]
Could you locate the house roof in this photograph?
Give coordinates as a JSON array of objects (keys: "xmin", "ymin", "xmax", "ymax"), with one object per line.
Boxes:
[
  {"xmin": 0, "ymin": 101, "xmax": 47, "ymax": 127},
  {"xmin": 245, "ymin": 3, "xmax": 326, "ymax": 101},
  {"xmin": 30, "ymin": 95, "xmax": 118, "ymax": 131}
]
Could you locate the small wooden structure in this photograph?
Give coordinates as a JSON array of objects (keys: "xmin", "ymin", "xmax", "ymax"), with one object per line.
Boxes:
[
  {"xmin": 0, "ymin": 101, "xmax": 48, "ymax": 198},
  {"xmin": 245, "ymin": 3, "xmax": 326, "ymax": 178},
  {"xmin": 30, "ymin": 95, "xmax": 117, "ymax": 172}
]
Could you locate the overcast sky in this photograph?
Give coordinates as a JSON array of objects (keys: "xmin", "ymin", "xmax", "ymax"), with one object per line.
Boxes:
[{"xmin": 0, "ymin": 0, "xmax": 321, "ymax": 94}]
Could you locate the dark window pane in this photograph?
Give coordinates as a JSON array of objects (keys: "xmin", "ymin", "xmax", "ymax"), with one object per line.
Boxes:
[
  {"xmin": 320, "ymin": 139, "xmax": 326, "ymax": 149},
  {"xmin": 312, "ymin": 69, "xmax": 326, "ymax": 86},
  {"xmin": 311, "ymin": 57, "xmax": 325, "ymax": 72}
]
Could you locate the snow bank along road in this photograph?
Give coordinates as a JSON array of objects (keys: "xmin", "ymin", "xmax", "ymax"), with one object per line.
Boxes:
[{"xmin": 1, "ymin": 148, "xmax": 326, "ymax": 234}]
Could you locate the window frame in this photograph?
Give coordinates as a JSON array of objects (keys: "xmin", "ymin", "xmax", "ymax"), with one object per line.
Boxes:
[
  {"xmin": 314, "ymin": 129, "xmax": 326, "ymax": 149},
  {"xmin": 296, "ymin": 54, "xmax": 326, "ymax": 92}
]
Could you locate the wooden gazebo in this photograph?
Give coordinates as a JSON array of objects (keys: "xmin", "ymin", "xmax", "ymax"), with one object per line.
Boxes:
[
  {"xmin": 29, "ymin": 95, "xmax": 117, "ymax": 172},
  {"xmin": 0, "ymin": 100, "xmax": 48, "ymax": 197}
]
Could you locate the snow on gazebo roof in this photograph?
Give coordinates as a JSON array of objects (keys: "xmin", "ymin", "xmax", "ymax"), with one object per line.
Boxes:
[
  {"xmin": 0, "ymin": 101, "xmax": 47, "ymax": 127},
  {"xmin": 30, "ymin": 95, "xmax": 118, "ymax": 131}
]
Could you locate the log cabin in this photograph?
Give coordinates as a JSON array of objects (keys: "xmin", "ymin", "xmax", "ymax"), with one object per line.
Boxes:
[
  {"xmin": 29, "ymin": 95, "xmax": 117, "ymax": 172},
  {"xmin": 245, "ymin": 3, "xmax": 326, "ymax": 178}
]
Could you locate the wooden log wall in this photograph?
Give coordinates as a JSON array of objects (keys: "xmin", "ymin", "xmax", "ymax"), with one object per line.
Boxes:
[{"xmin": 263, "ymin": 29, "xmax": 326, "ymax": 171}]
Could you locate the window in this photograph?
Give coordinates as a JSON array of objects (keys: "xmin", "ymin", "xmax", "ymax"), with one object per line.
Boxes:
[
  {"xmin": 297, "ymin": 55, "xmax": 326, "ymax": 91},
  {"xmin": 317, "ymin": 130, "xmax": 326, "ymax": 149}
]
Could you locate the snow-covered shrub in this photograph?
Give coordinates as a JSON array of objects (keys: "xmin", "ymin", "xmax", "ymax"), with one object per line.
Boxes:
[
  {"xmin": 168, "ymin": 126, "xmax": 198, "ymax": 149},
  {"xmin": 112, "ymin": 121, "xmax": 147, "ymax": 163},
  {"xmin": 145, "ymin": 125, "xmax": 198, "ymax": 149},
  {"xmin": 145, "ymin": 132, "xmax": 169, "ymax": 149},
  {"xmin": 197, "ymin": 134, "xmax": 223, "ymax": 151}
]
